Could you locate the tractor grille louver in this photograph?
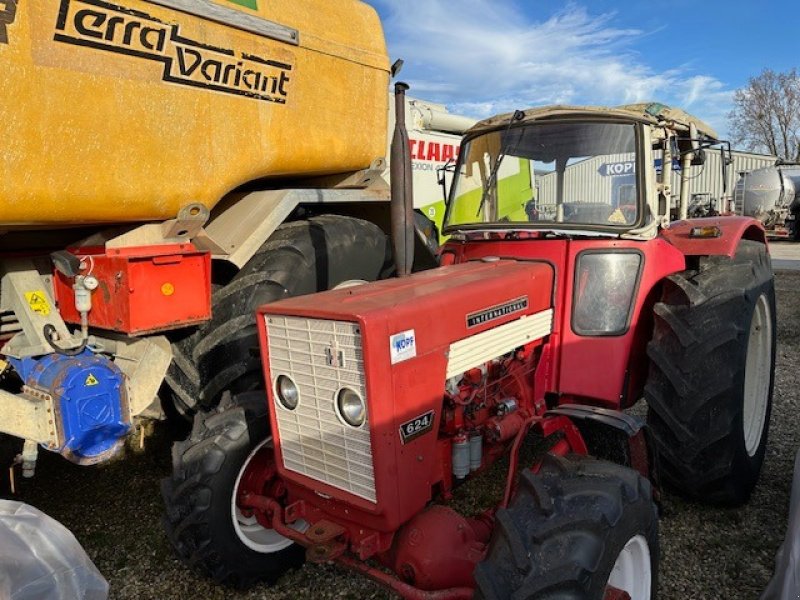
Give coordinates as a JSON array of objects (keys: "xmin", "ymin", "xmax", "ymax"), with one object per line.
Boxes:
[{"xmin": 265, "ymin": 315, "xmax": 376, "ymax": 503}]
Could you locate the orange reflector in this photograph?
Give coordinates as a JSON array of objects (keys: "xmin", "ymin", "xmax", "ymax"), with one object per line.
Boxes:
[{"xmin": 689, "ymin": 225, "xmax": 722, "ymax": 238}]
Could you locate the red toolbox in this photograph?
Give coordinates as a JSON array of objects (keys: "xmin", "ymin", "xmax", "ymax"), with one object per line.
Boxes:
[{"xmin": 54, "ymin": 244, "xmax": 211, "ymax": 335}]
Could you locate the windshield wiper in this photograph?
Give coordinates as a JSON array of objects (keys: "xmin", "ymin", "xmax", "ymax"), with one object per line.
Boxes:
[
  {"xmin": 476, "ymin": 154, "xmax": 505, "ymax": 218},
  {"xmin": 476, "ymin": 110, "xmax": 525, "ymax": 218}
]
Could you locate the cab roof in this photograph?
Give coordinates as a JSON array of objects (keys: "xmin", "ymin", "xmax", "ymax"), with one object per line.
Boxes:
[{"xmin": 469, "ymin": 102, "xmax": 718, "ymax": 141}]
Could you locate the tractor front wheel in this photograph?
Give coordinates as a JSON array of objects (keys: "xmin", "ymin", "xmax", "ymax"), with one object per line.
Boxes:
[
  {"xmin": 474, "ymin": 455, "xmax": 659, "ymax": 600},
  {"xmin": 645, "ymin": 239, "xmax": 775, "ymax": 505},
  {"xmin": 161, "ymin": 392, "xmax": 305, "ymax": 588}
]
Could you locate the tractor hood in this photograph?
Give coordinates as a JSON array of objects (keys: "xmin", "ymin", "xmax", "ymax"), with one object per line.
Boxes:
[{"xmin": 260, "ymin": 260, "xmax": 555, "ymax": 345}]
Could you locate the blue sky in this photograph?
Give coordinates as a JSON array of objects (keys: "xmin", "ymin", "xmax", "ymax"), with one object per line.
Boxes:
[{"xmin": 366, "ymin": 1, "xmax": 800, "ymax": 138}]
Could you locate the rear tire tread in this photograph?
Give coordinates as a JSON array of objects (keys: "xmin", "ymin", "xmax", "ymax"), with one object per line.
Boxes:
[{"xmin": 644, "ymin": 240, "xmax": 775, "ymax": 505}]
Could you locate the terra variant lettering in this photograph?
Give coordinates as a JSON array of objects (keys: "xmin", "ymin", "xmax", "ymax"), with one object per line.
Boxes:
[{"xmin": 54, "ymin": 0, "xmax": 292, "ymax": 104}]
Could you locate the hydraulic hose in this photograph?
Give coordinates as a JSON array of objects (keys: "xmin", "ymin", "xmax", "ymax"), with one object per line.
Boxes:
[{"xmin": 43, "ymin": 323, "xmax": 87, "ymax": 357}]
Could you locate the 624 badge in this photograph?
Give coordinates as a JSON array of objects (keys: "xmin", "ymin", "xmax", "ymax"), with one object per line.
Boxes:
[{"xmin": 399, "ymin": 410, "xmax": 435, "ymax": 444}]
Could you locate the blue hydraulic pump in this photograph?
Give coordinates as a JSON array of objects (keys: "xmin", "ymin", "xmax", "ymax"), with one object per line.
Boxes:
[{"xmin": 10, "ymin": 350, "xmax": 131, "ymax": 464}]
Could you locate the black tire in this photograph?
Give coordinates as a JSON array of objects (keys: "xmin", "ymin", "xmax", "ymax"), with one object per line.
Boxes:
[
  {"xmin": 474, "ymin": 454, "xmax": 659, "ymax": 599},
  {"xmin": 645, "ymin": 239, "xmax": 776, "ymax": 505},
  {"xmin": 161, "ymin": 392, "xmax": 304, "ymax": 588},
  {"xmin": 167, "ymin": 215, "xmax": 389, "ymax": 415}
]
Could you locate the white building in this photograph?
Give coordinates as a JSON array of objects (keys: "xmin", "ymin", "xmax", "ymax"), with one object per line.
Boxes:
[{"xmin": 536, "ymin": 149, "xmax": 777, "ymax": 215}]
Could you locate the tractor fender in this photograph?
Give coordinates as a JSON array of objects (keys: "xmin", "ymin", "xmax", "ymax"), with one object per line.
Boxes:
[
  {"xmin": 546, "ymin": 404, "xmax": 643, "ymax": 437},
  {"xmin": 661, "ymin": 216, "xmax": 768, "ymax": 258},
  {"xmin": 545, "ymin": 405, "xmax": 652, "ymax": 480}
]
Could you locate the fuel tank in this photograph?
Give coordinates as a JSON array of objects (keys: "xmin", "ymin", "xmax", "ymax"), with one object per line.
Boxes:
[{"xmin": 0, "ymin": 0, "xmax": 389, "ymax": 226}]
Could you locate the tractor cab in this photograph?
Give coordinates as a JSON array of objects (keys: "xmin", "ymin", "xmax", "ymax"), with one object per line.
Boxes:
[{"xmin": 443, "ymin": 103, "xmax": 730, "ymax": 239}]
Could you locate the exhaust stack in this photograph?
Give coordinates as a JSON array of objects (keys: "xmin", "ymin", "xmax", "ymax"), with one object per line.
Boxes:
[{"xmin": 391, "ymin": 82, "xmax": 415, "ymax": 277}]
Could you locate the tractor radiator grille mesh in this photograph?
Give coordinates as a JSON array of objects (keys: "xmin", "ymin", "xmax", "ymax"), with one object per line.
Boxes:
[{"xmin": 265, "ymin": 315, "xmax": 376, "ymax": 503}]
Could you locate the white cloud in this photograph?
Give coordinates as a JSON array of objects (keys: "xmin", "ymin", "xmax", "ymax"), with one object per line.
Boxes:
[{"xmin": 372, "ymin": 1, "xmax": 733, "ymax": 136}]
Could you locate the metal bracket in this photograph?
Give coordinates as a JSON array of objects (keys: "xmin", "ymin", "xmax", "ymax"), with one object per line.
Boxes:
[
  {"xmin": 305, "ymin": 520, "xmax": 348, "ymax": 563},
  {"xmin": 98, "ymin": 203, "xmax": 210, "ymax": 249},
  {"xmin": 72, "ymin": 203, "xmax": 211, "ymax": 251},
  {"xmin": 90, "ymin": 334, "xmax": 173, "ymax": 420},
  {"xmin": 0, "ymin": 259, "xmax": 81, "ymax": 358},
  {"xmin": 161, "ymin": 203, "xmax": 210, "ymax": 240},
  {"xmin": 0, "ymin": 387, "xmax": 58, "ymax": 447}
]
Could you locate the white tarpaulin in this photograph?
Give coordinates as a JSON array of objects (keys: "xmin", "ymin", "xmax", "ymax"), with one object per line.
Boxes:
[
  {"xmin": 0, "ymin": 501, "xmax": 108, "ymax": 600},
  {"xmin": 762, "ymin": 450, "xmax": 800, "ymax": 599}
]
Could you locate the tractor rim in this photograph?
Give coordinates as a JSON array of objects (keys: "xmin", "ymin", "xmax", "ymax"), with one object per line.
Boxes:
[
  {"xmin": 606, "ymin": 534, "xmax": 651, "ymax": 600},
  {"xmin": 231, "ymin": 438, "xmax": 307, "ymax": 553},
  {"xmin": 743, "ymin": 293, "xmax": 772, "ymax": 457}
]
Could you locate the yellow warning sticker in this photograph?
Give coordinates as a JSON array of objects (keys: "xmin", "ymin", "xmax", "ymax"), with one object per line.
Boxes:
[
  {"xmin": 85, "ymin": 374, "xmax": 99, "ymax": 387},
  {"xmin": 24, "ymin": 291, "xmax": 51, "ymax": 316},
  {"xmin": 608, "ymin": 208, "xmax": 627, "ymax": 225}
]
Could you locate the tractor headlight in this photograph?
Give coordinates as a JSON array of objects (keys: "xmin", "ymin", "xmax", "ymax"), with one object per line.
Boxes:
[
  {"xmin": 336, "ymin": 387, "xmax": 366, "ymax": 427},
  {"xmin": 276, "ymin": 375, "xmax": 299, "ymax": 410},
  {"xmin": 572, "ymin": 251, "xmax": 643, "ymax": 336}
]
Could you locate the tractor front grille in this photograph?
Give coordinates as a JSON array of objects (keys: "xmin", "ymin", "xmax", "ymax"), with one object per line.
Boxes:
[{"xmin": 264, "ymin": 315, "xmax": 376, "ymax": 503}]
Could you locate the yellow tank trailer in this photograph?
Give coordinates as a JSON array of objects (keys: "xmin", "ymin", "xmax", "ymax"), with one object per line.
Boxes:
[
  {"xmin": 0, "ymin": 0, "xmax": 389, "ymax": 225},
  {"xmin": 0, "ymin": 0, "xmax": 424, "ymax": 482}
]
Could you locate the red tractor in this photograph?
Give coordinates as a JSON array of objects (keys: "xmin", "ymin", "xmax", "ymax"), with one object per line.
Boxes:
[{"xmin": 162, "ymin": 100, "xmax": 776, "ymax": 599}]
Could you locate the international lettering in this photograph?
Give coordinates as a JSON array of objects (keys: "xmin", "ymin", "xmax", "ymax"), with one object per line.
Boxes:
[{"xmin": 466, "ymin": 297, "xmax": 529, "ymax": 328}]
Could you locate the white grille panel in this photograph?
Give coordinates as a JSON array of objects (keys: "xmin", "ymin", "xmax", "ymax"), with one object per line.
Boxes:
[
  {"xmin": 265, "ymin": 315, "xmax": 376, "ymax": 502},
  {"xmin": 447, "ymin": 309, "xmax": 554, "ymax": 378}
]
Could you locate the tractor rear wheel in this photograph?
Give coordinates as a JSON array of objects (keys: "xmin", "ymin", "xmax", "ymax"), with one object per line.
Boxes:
[
  {"xmin": 161, "ymin": 392, "xmax": 305, "ymax": 588},
  {"xmin": 166, "ymin": 215, "xmax": 389, "ymax": 416},
  {"xmin": 645, "ymin": 239, "xmax": 775, "ymax": 505},
  {"xmin": 474, "ymin": 455, "xmax": 659, "ymax": 600}
]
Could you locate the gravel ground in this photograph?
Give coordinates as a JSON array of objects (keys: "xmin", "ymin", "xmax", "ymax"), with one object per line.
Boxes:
[{"xmin": 13, "ymin": 270, "xmax": 800, "ymax": 599}]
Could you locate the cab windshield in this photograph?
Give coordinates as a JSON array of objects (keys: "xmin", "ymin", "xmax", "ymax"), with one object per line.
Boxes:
[{"xmin": 444, "ymin": 121, "xmax": 641, "ymax": 232}]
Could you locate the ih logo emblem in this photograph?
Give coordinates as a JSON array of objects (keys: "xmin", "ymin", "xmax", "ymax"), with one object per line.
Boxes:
[{"xmin": 325, "ymin": 342, "xmax": 345, "ymax": 368}]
